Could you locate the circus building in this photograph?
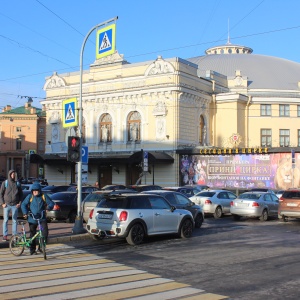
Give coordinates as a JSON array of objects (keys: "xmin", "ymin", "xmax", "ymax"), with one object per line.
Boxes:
[{"xmin": 38, "ymin": 38, "xmax": 300, "ymax": 190}]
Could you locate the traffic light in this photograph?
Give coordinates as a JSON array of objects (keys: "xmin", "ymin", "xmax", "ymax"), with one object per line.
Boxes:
[{"xmin": 67, "ymin": 136, "xmax": 80, "ymax": 162}]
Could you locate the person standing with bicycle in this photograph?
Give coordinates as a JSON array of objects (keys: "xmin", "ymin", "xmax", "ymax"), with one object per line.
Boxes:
[
  {"xmin": 0, "ymin": 170, "xmax": 23, "ymax": 242},
  {"xmin": 21, "ymin": 182, "xmax": 54, "ymax": 255}
]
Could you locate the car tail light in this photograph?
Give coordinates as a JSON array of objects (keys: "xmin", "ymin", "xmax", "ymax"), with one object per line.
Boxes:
[
  {"xmin": 205, "ymin": 199, "xmax": 212, "ymax": 204},
  {"xmin": 252, "ymin": 202, "xmax": 259, "ymax": 207},
  {"xmin": 279, "ymin": 197, "xmax": 284, "ymax": 202},
  {"xmin": 53, "ymin": 204, "xmax": 60, "ymax": 211},
  {"xmin": 230, "ymin": 201, "xmax": 234, "ymax": 206},
  {"xmin": 89, "ymin": 209, "xmax": 94, "ymax": 219},
  {"xmin": 119, "ymin": 211, "xmax": 128, "ymax": 221}
]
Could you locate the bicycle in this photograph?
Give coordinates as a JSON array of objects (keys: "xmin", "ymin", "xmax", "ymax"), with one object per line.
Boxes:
[{"xmin": 9, "ymin": 211, "xmax": 47, "ymax": 260}]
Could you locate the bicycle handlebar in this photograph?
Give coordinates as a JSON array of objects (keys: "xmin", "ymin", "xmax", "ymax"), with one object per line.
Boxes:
[{"xmin": 28, "ymin": 211, "xmax": 45, "ymax": 220}]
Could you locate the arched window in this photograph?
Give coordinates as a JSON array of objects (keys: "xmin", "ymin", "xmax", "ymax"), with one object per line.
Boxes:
[
  {"xmin": 99, "ymin": 113, "xmax": 112, "ymax": 142},
  {"xmin": 127, "ymin": 111, "xmax": 141, "ymax": 142},
  {"xmin": 199, "ymin": 115, "xmax": 205, "ymax": 145}
]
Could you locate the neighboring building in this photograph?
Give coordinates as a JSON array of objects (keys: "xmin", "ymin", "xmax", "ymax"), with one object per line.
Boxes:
[
  {"xmin": 0, "ymin": 98, "xmax": 46, "ymax": 180},
  {"xmin": 40, "ymin": 42, "xmax": 300, "ymax": 190}
]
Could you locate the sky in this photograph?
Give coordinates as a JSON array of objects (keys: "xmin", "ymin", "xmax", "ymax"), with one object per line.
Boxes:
[{"xmin": 1, "ymin": 0, "xmax": 300, "ymax": 110}]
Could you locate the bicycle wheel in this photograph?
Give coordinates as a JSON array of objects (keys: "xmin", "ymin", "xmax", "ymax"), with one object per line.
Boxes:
[
  {"xmin": 39, "ymin": 237, "xmax": 47, "ymax": 260},
  {"xmin": 9, "ymin": 234, "xmax": 25, "ymax": 256}
]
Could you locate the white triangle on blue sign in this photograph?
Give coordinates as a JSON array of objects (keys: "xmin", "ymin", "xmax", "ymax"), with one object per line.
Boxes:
[
  {"xmin": 99, "ymin": 32, "xmax": 111, "ymax": 51},
  {"xmin": 66, "ymin": 104, "xmax": 75, "ymax": 120}
]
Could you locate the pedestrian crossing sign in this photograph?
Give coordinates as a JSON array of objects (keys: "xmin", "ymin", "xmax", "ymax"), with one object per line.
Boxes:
[
  {"xmin": 96, "ymin": 23, "xmax": 116, "ymax": 59},
  {"xmin": 62, "ymin": 98, "xmax": 78, "ymax": 128}
]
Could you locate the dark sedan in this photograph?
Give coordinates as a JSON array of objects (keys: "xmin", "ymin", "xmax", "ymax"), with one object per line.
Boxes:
[{"xmin": 47, "ymin": 191, "xmax": 89, "ymax": 223}]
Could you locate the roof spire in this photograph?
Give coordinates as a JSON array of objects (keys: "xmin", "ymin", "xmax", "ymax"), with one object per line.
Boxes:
[{"xmin": 227, "ymin": 18, "xmax": 231, "ymax": 44}]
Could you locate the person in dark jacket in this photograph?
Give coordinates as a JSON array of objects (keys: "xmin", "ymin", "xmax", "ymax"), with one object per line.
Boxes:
[
  {"xmin": 0, "ymin": 170, "xmax": 23, "ymax": 241},
  {"xmin": 21, "ymin": 182, "xmax": 54, "ymax": 255}
]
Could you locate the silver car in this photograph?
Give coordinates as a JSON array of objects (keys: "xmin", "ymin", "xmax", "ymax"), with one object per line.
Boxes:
[
  {"xmin": 190, "ymin": 189, "xmax": 237, "ymax": 218},
  {"xmin": 230, "ymin": 192, "xmax": 279, "ymax": 221},
  {"xmin": 86, "ymin": 193, "xmax": 194, "ymax": 245}
]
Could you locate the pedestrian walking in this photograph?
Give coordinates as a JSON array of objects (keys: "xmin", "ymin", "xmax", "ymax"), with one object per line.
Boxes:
[
  {"xmin": 0, "ymin": 170, "xmax": 23, "ymax": 241},
  {"xmin": 21, "ymin": 182, "xmax": 54, "ymax": 255}
]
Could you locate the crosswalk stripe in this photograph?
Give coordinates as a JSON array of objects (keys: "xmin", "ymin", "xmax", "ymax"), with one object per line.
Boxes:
[
  {"xmin": 21, "ymin": 278, "xmax": 175, "ymax": 300},
  {"xmin": 0, "ymin": 262, "xmax": 122, "ymax": 280},
  {"xmin": 80, "ymin": 282, "xmax": 190, "ymax": 300}
]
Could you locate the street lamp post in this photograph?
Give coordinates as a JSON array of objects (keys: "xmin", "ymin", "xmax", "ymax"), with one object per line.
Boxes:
[{"xmin": 72, "ymin": 17, "xmax": 118, "ymax": 234}]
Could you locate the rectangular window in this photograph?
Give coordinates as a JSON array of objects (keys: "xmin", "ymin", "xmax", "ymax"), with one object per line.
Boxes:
[
  {"xmin": 39, "ymin": 127, "xmax": 44, "ymax": 133},
  {"xmin": 38, "ymin": 139, "xmax": 44, "ymax": 151},
  {"xmin": 16, "ymin": 138, "xmax": 22, "ymax": 150},
  {"xmin": 298, "ymin": 130, "xmax": 300, "ymax": 147},
  {"xmin": 279, "ymin": 129, "xmax": 290, "ymax": 147},
  {"xmin": 298, "ymin": 105, "xmax": 300, "ymax": 117},
  {"xmin": 261, "ymin": 129, "xmax": 272, "ymax": 147},
  {"xmin": 260, "ymin": 104, "xmax": 271, "ymax": 116},
  {"xmin": 279, "ymin": 104, "xmax": 290, "ymax": 117},
  {"xmin": 16, "ymin": 127, "xmax": 22, "ymax": 132}
]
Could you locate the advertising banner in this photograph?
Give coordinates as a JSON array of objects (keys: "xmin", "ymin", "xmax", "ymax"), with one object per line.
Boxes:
[{"xmin": 180, "ymin": 153, "xmax": 299, "ymax": 190}]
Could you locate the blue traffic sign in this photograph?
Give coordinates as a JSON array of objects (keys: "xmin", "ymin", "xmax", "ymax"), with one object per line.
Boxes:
[{"xmin": 82, "ymin": 146, "xmax": 88, "ymax": 164}]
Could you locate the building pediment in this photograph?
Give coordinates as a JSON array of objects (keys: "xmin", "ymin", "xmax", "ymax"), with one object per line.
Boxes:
[
  {"xmin": 145, "ymin": 56, "xmax": 175, "ymax": 76},
  {"xmin": 44, "ymin": 72, "xmax": 66, "ymax": 90}
]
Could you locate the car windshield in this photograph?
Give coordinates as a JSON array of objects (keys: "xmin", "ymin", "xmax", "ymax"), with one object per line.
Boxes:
[
  {"xmin": 239, "ymin": 193, "xmax": 261, "ymax": 200},
  {"xmin": 195, "ymin": 191, "xmax": 215, "ymax": 197}
]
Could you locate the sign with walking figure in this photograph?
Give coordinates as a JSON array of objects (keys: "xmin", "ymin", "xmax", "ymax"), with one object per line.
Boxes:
[{"xmin": 96, "ymin": 23, "xmax": 116, "ymax": 59}]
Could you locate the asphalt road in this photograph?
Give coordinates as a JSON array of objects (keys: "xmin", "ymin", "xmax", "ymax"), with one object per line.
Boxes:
[{"xmin": 67, "ymin": 215, "xmax": 300, "ymax": 300}]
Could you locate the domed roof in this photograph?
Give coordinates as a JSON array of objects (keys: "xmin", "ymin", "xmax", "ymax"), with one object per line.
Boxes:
[{"xmin": 188, "ymin": 46, "xmax": 300, "ymax": 90}]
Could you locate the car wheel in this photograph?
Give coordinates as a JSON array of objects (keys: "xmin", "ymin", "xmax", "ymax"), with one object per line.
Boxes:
[
  {"xmin": 126, "ymin": 223, "xmax": 145, "ymax": 245},
  {"xmin": 233, "ymin": 215, "xmax": 241, "ymax": 221},
  {"xmin": 194, "ymin": 214, "xmax": 204, "ymax": 228},
  {"xmin": 213, "ymin": 206, "xmax": 222, "ymax": 219},
  {"xmin": 67, "ymin": 211, "xmax": 77, "ymax": 223},
  {"xmin": 180, "ymin": 218, "xmax": 193, "ymax": 238},
  {"xmin": 259, "ymin": 209, "xmax": 268, "ymax": 221}
]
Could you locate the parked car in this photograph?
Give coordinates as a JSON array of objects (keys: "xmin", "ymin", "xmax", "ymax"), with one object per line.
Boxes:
[
  {"xmin": 190, "ymin": 189, "xmax": 237, "ymax": 218},
  {"xmin": 278, "ymin": 189, "xmax": 300, "ymax": 222},
  {"xmin": 142, "ymin": 190, "xmax": 204, "ymax": 228},
  {"xmin": 185, "ymin": 184, "xmax": 210, "ymax": 191},
  {"xmin": 0, "ymin": 190, "xmax": 31, "ymax": 218},
  {"xmin": 249, "ymin": 188, "xmax": 276, "ymax": 194},
  {"xmin": 127, "ymin": 185, "xmax": 162, "ymax": 192},
  {"xmin": 67, "ymin": 185, "xmax": 100, "ymax": 193},
  {"xmin": 47, "ymin": 191, "xmax": 89, "ymax": 223},
  {"xmin": 275, "ymin": 190, "xmax": 285, "ymax": 199},
  {"xmin": 42, "ymin": 185, "xmax": 70, "ymax": 194},
  {"xmin": 86, "ymin": 193, "xmax": 194, "ymax": 245},
  {"xmin": 162, "ymin": 186, "xmax": 208, "ymax": 197},
  {"xmin": 82, "ymin": 189, "xmax": 137, "ymax": 223},
  {"xmin": 101, "ymin": 184, "xmax": 127, "ymax": 191},
  {"xmin": 230, "ymin": 192, "xmax": 279, "ymax": 221},
  {"xmin": 22, "ymin": 183, "xmax": 47, "ymax": 191}
]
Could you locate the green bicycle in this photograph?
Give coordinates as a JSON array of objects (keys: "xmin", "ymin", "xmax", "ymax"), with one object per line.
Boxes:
[{"xmin": 9, "ymin": 211, "xmax": 47, "ymax": 260}]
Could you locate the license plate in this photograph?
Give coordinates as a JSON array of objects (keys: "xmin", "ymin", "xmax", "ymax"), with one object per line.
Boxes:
[
  {"xmin": 287, "ymin": 203, "xmax": 298, "ymax": 207},
  {"xmin": 237, "ymin": 203, "xmax": 249, "ymax": 207},
  {"xmin": 98, "ymin": 214, "xmax": 113, "ymax": 219}
]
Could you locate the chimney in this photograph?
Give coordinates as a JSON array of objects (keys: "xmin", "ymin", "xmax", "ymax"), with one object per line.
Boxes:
[
  {"xmin": 25, "ymin": 97, "xmax": 33, "ymax": 108},
  {"xmin": 3, "ymin": 105, "xmax": 11, "ymax": 112},
  {"xmin": 30, "ymin": 107, "xmax": 36, "ymax": 114}
]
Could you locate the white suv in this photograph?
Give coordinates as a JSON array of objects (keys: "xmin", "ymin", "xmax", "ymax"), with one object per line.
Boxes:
[{"xmin": 86, "ymin": 193, "xmax": 194, "ymax": 245}]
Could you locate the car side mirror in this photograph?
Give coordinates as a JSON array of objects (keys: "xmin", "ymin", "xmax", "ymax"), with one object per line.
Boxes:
[
  {"xmin": 170, "ymin": 206, "xmax": 176, "ymax": 212},
  {"xmin": 190, "ymin": 201, "xmax": 195, "ymax": 206}
]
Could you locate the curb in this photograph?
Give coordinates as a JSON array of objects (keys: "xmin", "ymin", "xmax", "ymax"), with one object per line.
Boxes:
[
  {"xmin": 0, "ymin": 233, "xmax": 93, "ymax": 249},
  {"xmin": 48, "ymin": 233, "xmax": 92, "ymax": 244}
]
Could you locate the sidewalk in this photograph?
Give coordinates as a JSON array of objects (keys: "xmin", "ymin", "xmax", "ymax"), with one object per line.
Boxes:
[{"xmin": 0, "ymin": 219, "xmax": 91, "ymax": 248}]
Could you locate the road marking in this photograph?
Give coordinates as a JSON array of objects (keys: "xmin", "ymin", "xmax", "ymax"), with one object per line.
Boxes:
[{"xmin": 0, "ymin": 244, "xmax": 229, "ymax": 300}]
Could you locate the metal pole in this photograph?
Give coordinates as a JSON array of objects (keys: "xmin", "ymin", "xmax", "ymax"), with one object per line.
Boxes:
[{"xmin": 72, "ymin": 16, "xmax": 118, "ymax": 234}]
